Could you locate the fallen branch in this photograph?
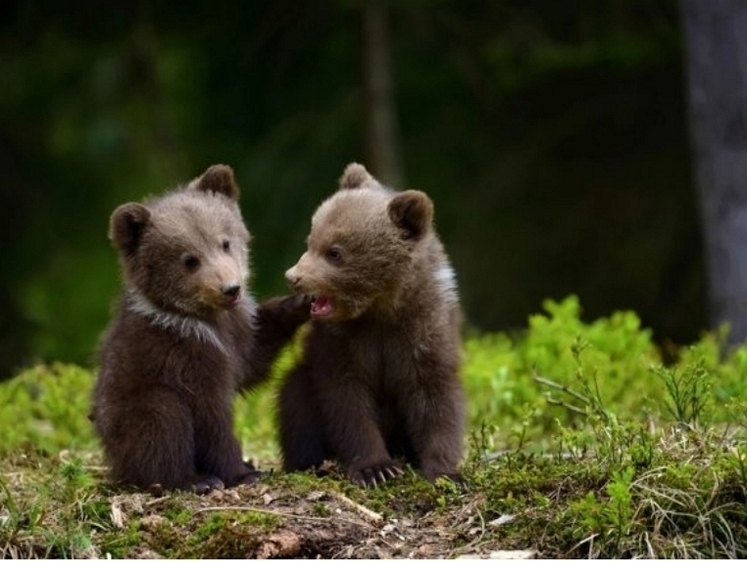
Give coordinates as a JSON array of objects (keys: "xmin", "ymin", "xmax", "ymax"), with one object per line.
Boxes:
[{"xmin": 334, "ymin": 492, "xmax": 384, "ymax": 524}]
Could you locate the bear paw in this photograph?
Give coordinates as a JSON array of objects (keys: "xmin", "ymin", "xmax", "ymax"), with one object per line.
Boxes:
[
  {"xmin": 350, "ymin": 461, "xmax": 403, "ymax": 488},
  {"xmin": 235, "ymin": 466, "xmax": 264, "ymax": 486},
  {"xmin": 191, "ymin": 475, "xmax": 225, "ymax": 495}
]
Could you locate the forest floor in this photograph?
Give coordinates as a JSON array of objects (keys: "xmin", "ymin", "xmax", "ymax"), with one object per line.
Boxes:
[
  {"xmin": 3, "ymin": 420, "xmax": 746, "ymax": 559},
  {"xmin": 3, "ymin": 449, "xmax": 548, "ymax": 559},
  {"xmin": 3, "ymin": 299, "xmax": 747, "ymax": 558}
]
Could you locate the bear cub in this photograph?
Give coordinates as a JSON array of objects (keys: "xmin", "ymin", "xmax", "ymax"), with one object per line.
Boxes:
[
  {"xmin": 92, "ymin": 164, "xmax": 308, "ymax": 493},
  {"xmin": 279, "ymin": 162, "xmax": 466, "ymax": 486}
]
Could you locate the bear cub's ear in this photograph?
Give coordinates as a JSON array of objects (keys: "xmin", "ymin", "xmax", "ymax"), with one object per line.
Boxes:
[
  {"xmin": 388, "ymin": 190, "xmax": 434, "ymax": 240},
  {"xmin": 109, "ymin": 203, "xmax": 151, "ymax": 257},
  {"xmin": 193, "ymin": 164, "xmax": 239, "ymax": 201},
  {"xmin": 338, "ymin": 162, "xmax": 373, "ymax": 190}
]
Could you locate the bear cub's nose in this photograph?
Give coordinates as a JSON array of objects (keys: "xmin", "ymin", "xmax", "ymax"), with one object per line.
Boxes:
[
  {"xmin": 285, "ymin": 271, "xmax": 300, "ymax": 288},
  {"xmin": 222, "ymin": 284, "xmax": 241, "ymax": 299}
]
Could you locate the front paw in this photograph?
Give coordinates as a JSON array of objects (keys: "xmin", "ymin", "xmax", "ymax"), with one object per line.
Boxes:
[
  {"xmin": 349, "ymin": 461, "xmax": 403, "ymax": 488},
  {"xmin": 285, "ymin": 293, "xmax": 312, "ymax": 324},
  {"xmin": 263, "ymin": 294, "xmax": 311, "ymax": 329}
]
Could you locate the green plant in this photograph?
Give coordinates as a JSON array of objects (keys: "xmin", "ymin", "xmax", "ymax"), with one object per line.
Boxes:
[{"xmin": 653, "ymin": 359, "xmax": 713, "ymax": 427}]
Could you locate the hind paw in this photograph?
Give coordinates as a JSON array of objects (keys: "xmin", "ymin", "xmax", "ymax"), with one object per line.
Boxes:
[{"xmin": 191, "ymin": 475, "xmax": 225, "ymax": 494}]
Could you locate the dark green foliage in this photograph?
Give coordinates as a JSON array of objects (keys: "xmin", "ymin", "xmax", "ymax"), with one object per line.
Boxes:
[{"xmin": 0, "ymin": 0, "xmax": 699, "ymax": 380}]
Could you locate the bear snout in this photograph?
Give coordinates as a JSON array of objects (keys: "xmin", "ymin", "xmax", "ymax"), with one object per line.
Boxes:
[
  {"xmin": 221, "ymin": 284, "xmax": 241, "ymax": 299},
  {"xmin": 285, "ymin": 267, "xmax": 301, "ymax": 290}
]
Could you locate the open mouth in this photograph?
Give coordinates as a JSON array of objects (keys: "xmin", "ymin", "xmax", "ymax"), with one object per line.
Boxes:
[{"xmin": 310, "ymin": 294, "xmax": 334, "ymax": 318}]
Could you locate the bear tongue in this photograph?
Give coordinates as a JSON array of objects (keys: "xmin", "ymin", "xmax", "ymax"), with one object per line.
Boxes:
[{"xmin": 310, "ymin": 295, "xmax": 334, "ymax": 317}]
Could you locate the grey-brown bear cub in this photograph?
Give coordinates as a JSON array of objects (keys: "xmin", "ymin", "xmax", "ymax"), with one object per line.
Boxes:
[
  {"xmin": 280, "ymin": 163, "xmax": 466, "ymax": 487},
  {"xmin": 92, "ymin": 164, "xmax": 308, "ymax": 493}
]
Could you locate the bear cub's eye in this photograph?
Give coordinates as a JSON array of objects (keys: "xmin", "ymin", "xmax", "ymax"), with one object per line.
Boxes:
[
  {"xmin": 325, "ymin": 246, "xmax": 343, "ymax": 264},
  {"xmin": 183, "ymin": 255, "xmax": 200, "ymax": 271},
  {"xmin": 222, "ymin": 239, "xmax": 231, "ymax": 252}
]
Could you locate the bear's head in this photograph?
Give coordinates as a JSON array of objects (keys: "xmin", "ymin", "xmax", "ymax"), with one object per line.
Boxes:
[
  {"xmin": 285, "ymin": 162, "xmax": 435, "ymax": 322},
  {"xmin": 109, "ymin": 164, "xmax": 251, "ymax": 319}
]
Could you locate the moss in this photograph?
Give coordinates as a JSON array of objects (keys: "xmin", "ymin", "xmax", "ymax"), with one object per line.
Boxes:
[
  {"xmin": 162, "ymin": 505, "xmax": 193, "ymax": 526},
  {"xmin": 183, "ymin": 512, "xmax": 281, "ymax": 557},
  {"xmin": 98, "ymin": 523, "xmax": 147, "ymax": 558}
]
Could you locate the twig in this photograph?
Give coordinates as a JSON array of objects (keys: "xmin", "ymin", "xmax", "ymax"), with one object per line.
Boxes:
[
  {"xmin": 545, "ymin": 396, "xmax": 587, "ymax": 416},
  {"xmin": 532, "ymin": 374, "xmax": 590, "ymax": 405},
  {"xmin": 533, "ymin": 372, "xmax": 592, "ymax": 415},
  {"xmin": 334, "ymin": 492, "xmax": 384, "ymax": 524},
  {"xmin": 145, "ymin": 496, "xmax": 170, "ymax": 508}
]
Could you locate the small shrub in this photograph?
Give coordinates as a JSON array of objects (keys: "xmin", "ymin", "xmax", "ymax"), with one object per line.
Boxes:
[{"xmin": 0, "ymin": 363, "xmax": 95, "ymax": 454}]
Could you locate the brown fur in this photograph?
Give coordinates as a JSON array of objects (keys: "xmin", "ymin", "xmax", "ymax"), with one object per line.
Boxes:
[
  {"xmin": 279, "ymin": 163, "xmax": 466, "ymax": 486},
  {"xmin": 92, "ymin": 164, "xmax": 308, "ymax": 493}
]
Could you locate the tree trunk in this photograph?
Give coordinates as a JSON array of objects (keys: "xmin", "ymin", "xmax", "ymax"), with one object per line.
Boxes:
[
  {"xmin": 682, "ymin": 0, "xmax": 747, "ymax": 343},
  {"xmin": 361, "ymin": 1, "xmax": 404, "ymax": 188}
]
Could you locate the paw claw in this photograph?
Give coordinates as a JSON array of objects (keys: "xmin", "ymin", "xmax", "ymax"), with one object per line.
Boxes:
[
  {"xmin": 384, "ymin": 466, "xmax": 402, "ymax": 479},
  {"xmin": 351, "ymin": 461, "xmax": 402, "ymax": 487}
]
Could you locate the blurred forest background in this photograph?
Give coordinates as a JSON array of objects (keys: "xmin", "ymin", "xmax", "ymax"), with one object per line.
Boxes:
[{"xmin": 0, "ymin": 0, "xmax": 706, "ymax": 379}]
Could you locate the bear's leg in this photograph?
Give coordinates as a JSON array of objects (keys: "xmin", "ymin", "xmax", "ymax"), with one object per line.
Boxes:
[
  {"xmin": 193, "ymin": 398, "xmax": 260, "ymax": 488},
  {"xmin": 402, "ymin": 360, "xmax": 466, "ymax": 483},
  {"xmin": 315, "ymin": 374, "xmax": 403, "ymax": 487},
  {"xmin": 278, "ymin": 363, "xmax": 326, "ymax": 472},
  {"xmin": 104, "ymin": 390, "xmax": 200, "ymax": 491}
]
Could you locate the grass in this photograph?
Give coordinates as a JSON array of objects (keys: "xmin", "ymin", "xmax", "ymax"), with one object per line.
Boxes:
[{"xmin": 2, "ymin": 295, "xmax": 747, "ymax": 558}]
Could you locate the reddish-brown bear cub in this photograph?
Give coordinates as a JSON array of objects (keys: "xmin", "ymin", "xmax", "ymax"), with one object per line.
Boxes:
[
  {"xmin": 280, "ymin": 163, "xmax": 466, "ymax": 487},
  {"xmin": 92, "ymin": 164, "xmax": 308, "ymax": 493}
]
